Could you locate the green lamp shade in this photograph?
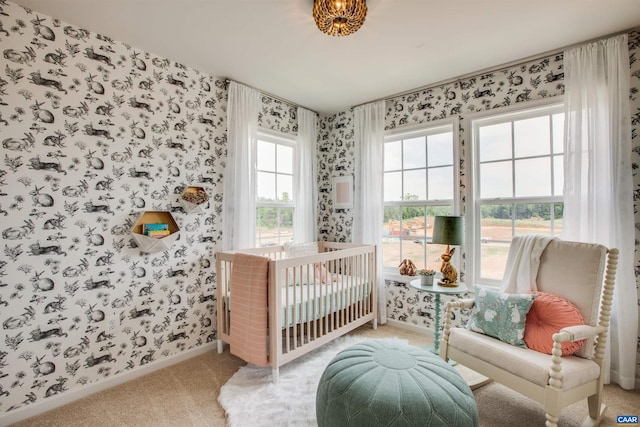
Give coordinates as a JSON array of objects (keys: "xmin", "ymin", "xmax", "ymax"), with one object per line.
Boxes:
[{"xmin": 432, "ymin": 216, "xmax": 464, "ymax": 246}]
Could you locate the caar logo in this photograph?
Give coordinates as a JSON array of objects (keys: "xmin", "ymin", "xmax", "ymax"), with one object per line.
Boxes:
[{"xmin": 617, "ymin": 415, "xmax": 639, "ymax": 425}]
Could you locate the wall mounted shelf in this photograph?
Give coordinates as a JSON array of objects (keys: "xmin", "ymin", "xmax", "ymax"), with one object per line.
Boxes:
[
  {"xmin": 179, "ymin": 185, "xmax": 209, "ymax": 213},
  {"xmin": 130, "ymin": 211, "xmax": 180, "ymax": 252}
]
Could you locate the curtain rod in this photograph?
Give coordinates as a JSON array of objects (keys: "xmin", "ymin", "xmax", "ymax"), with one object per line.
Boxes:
[
  {"xmin": 224, "ymin": 78, "xmax": 319, "ymax": 115},
  {"xmin": 351, "ymin": 25, "xmax": 639, "ymax": 110}
]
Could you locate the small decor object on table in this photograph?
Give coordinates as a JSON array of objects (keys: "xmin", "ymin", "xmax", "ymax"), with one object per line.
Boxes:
[
  {"xmin": 439, "ymin": 246, "xmax": 458, "ymax": 286},
  {"xmin": 418, "ymin": 269, "xmax": 436, "ymax": 286},
  {"xmin": 398, "ymin": 259, "xmax": 416, "ymax": 276},
  {"xmin": 431, "ymin": 215, "xmax": 465, "ymax": 287}
]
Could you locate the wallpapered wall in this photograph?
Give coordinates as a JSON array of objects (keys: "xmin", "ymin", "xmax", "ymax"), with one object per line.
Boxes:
[
  {"xmin": 1, "ymin": 0, "xmax": 639, "ymax": 416},
  {"xmin": 0, "ymin": 1, "xmax": 297, "ymax": 416},
  {"xmin": 317, "ymin": 31, "xmax": 640, "ymax": 376}
]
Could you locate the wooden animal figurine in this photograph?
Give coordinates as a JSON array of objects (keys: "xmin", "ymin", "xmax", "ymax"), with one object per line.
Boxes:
[
  {"xmin": 406, "ymin": 260, "xmax": 416, "ymax": 276},
  {"xmin": 439, "ymin": 246, "xmax": 458, "ymax": 285},
  {"xmin": 398, "ymin": 259, "xmax": 417, "ymax": 276},
  {"xmin": 398, "ymin": 259, "xmax": 409, "ymax": 275}
]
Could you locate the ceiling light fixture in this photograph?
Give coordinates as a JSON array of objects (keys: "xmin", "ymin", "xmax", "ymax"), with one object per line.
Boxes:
[{"xmin": 313, "ymin": 0, "xmax": 367, "ymax": 37}]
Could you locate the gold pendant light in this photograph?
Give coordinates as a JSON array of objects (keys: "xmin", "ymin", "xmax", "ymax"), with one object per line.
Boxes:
[{"xmin": 313, "ymin": 0, "xmax": 367, "ymax": 37}]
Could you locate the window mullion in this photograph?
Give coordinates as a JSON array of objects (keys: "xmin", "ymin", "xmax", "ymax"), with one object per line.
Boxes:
[
  {"xmin": 383, "ymin": 123, "xmax": 455, "ymax": 270},
  {"xmin": 424, "ymin": 135, "xmax": 429, "ymax": 201},
  {"xmin": 510, "ymin": 121, "xmax": 516, "ymax": 235},
  {"xmin": 472, "ymin": 104, "xmax": 564, "ymax": 285}
]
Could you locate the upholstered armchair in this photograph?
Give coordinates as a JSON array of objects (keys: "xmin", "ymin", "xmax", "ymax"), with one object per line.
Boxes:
[{"xmin": 440, "ymin": 238, "xmax": 618, "ymax": 427}]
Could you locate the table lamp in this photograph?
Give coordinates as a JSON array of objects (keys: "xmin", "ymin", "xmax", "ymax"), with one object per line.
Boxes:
[{"xmin": 431, "ymin": 215, "xmax": 464, "ymax": 287}]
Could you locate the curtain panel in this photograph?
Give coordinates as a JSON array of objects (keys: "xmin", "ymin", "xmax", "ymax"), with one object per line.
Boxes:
[
  {"xmin": 563, "ymin": 34, "xmax": 637, "ymax": 389},
  {"xmin": 294, "ymin": 107, "xmax": 318, "ymax": 243},
  {"xmin": 354, "ymin": 100, "xmax": 386, "ymax": 323},
  {"xmin": 222, "ymin": 82, "xmax": 260, "ymax": 250}
]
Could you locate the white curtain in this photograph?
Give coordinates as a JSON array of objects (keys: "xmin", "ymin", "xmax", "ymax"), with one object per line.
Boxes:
[
  {"xmin": 222, "ymin": 82, "xmax": 260, "ymax": 250},
  {"xmin": 294, "ymin": 107, "xmax": 318, "ymax": 243},
  {"xmin": 563, "ymin": 34, "xmax": 637, "ymax": 389},
  {"xmin": 353, "ymin": 101, "xmax": 386, "ymax": 323}
]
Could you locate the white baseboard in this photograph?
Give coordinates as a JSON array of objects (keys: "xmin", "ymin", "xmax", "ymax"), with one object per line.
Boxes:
[
  {"xmin": 0, "ymin": 342, "xmax": 218, "ymax": 427},
  {"xmin": 385, "ymin": 318, "xmax": 434, "ymax": 339}
]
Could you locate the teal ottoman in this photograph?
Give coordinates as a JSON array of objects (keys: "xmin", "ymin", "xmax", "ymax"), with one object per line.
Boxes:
[{"xmin": 316, "ymin": 340, "xmax": 479, "ymax": 427}]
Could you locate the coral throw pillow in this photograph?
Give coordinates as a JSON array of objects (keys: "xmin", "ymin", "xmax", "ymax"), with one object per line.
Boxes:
[{"xmin": 524, "ymin": 292, "xmax": 585, "ymax": 356}]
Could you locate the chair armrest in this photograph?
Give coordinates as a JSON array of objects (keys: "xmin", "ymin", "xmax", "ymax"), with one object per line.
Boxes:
[
  {"xmin": 445, "ymin": 298, "xmax": 475, "ymax": 310},
  {"xmin": 548, "ymin": 324, "xmax": 607, "ymax": 389},
  {"xmin": 442, "ymin": 298, "xmax": 474, "ymax": 333},
  {"xmin": 554, "ymin": 324, "xmax": 605, "ymax": 343},
  {"xmin": 441, "ymin": 298, "xmax": 475, "ymax": 360}
]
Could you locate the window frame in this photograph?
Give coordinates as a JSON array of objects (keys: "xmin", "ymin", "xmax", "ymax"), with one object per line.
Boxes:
[
  {"xmin": 468, "ymin": 101, "xmax": 565, "ymax": 287},
  {"xmin": 382, "ymin": 119, "xmax": 460, "ymax": 277},
  {"xmin": 255, "ymin": 127, "xmax": 296, "ymax": 247}
]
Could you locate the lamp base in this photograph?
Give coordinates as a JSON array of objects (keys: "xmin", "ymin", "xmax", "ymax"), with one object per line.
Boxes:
[{"xmin": 437, "ymin": 280, "xmax": 459, "ymax": 288}]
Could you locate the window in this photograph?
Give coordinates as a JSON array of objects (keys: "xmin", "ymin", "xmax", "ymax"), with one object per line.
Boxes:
[
  {"xmin": 383, "ymin": 122, "xmax": 457, "ymax": 271},
  {"xmin": 472, "ymin": 103, "xmax": 564, "ymax": 285},
  {"xmin": 256, "ymin": 130, "xmax": 295, "ymax": 247}
]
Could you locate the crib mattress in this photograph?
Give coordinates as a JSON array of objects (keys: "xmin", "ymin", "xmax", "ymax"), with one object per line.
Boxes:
[
  {"xmin": 225, "ymin": 275, "xmax": 372, "ymax": 327},
  {"xmin": 281, "ymin": 278, "xmax": 372, "ymax": 326}
]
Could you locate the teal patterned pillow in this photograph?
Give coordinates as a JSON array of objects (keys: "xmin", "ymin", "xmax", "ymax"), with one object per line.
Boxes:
[{"xmin": 467, "ymin": 287, "xmax": 536, "ymax": 347}]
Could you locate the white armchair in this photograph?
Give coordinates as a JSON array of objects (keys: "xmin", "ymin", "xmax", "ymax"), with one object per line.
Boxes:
[{"xmin": 440, "ymin": 238, "xmax": 618, "ymax": 427}]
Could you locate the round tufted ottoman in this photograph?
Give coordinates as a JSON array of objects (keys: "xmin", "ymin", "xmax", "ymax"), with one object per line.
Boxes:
[{"xmin": 316, "ymin": 340, "xmax": 479, "ymax": 427}]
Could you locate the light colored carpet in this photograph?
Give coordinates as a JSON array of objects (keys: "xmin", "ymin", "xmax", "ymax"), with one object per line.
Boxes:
[
  {"xmin": 10, "ymin": 324, "xmax": 640, "ymax": 427},
  {"xmin": 218, "ymin": 335, "xmax": 409, "ymax": 426}
]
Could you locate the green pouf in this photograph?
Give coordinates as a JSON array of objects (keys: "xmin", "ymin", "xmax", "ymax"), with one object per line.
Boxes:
[{"xmin": 316, "ymin": 340, "xmax": 479, "ymax": 427}]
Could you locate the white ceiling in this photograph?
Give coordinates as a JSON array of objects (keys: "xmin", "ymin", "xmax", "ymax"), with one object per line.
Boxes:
[{"xmin": 9, "ymin": 0, "xmax": 640, "ymax": 115}]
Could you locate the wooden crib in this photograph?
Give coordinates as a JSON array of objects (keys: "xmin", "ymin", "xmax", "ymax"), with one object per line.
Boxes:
[{"xmin": 216, "ymin": 242, "xmax": 377, "ymax": 381}]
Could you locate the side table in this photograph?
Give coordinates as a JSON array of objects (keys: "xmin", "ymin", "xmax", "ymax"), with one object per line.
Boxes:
[{"xmin": 409, "ymin": 280, "xmax": 468, "ymax": 355}]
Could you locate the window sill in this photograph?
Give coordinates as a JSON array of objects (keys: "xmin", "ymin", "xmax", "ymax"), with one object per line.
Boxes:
[{"xmin": 383, "ymin": 269, "xmax": 419, "ymax": 284}]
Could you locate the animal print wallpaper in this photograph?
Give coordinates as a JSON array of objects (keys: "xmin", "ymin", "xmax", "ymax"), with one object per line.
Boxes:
[
  {"xmin": 317, "ymin": 31, "xmax": 640, "ymax": 379},
  {"xmin": 0, "ymin": 1, "xmax": 297, "ymax": 417},
  {"xmin": 1, "ymin": 0, "xmax": 639, "ymax": 417}
]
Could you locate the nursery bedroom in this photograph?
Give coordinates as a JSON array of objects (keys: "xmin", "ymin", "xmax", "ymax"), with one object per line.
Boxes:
[{"xmin": 1, "ymin": 0, "xmax": 640, "ymax": 426}]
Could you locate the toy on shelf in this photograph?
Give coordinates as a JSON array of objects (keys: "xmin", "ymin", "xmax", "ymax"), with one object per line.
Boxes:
[{"xmin": 179, "ymin": 186, "xmax": 209, "ymax": 213}]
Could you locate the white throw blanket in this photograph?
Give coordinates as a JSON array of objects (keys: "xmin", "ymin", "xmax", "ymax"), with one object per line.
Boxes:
[{"xmin": 500, "ymin": 235, "xmax": 555, "ymax": 293}]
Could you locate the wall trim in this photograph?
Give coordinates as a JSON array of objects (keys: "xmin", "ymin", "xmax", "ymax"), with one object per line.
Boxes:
[
  {"xmin": 384, "ymin": 116, "xmax": 456, "ymax": 138},
  {"xmin": 384, "ymin": 271, "xmax": 416, "ymax": 284},
  {"xmin": 462, "ymin": 97, "xmax": 565, "ymax": 123},
  {"xmin": 0, "ymin": 342, "xmax": 218, "ymax": 427}
]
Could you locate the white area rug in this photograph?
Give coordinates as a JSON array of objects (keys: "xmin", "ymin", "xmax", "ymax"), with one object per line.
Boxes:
[
  {"xmin": 217, "ymin": 337, "xmax": 593, "ymax": 427},
  {"xmin": 218, "ymin": 336, "xmax": 407, "ymax": 427}
]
